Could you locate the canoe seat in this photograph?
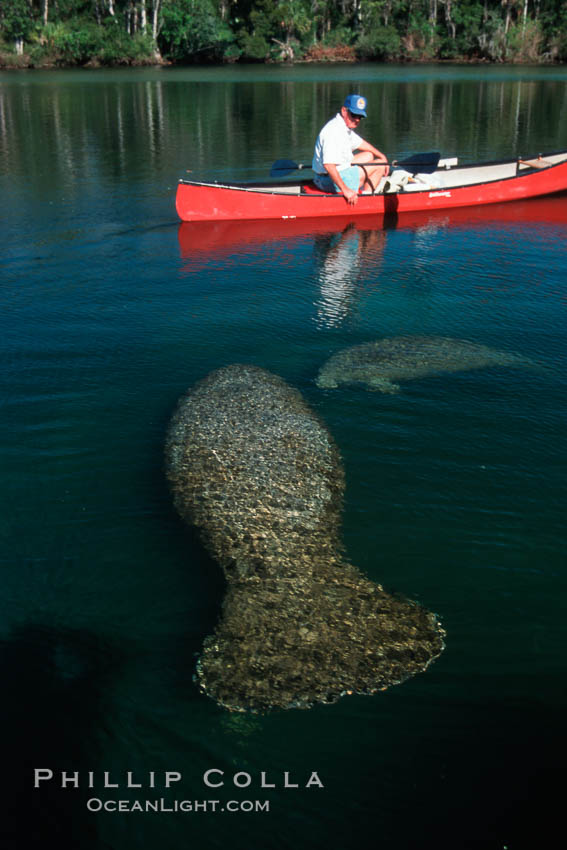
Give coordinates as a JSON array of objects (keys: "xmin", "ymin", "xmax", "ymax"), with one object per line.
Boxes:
[
  {"xmin": 301, "ymin": 181, "xmax": 380, "ymax": 195},
  {"xmin": 301, "ymin": 182, "xmax": 328, "ymax": 195}
]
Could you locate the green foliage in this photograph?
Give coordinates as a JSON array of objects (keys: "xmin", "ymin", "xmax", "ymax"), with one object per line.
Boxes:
[
  {"xmin": 237, "ymin": 31, "xmax": 270, "ymax": 60},
  {"xmin": 248, "ymin": 1, "xmax": 274, "ymax": 40},
  {"xmin": 0, "ymin": 0, "xmax": 33, "ymax": 42},
  {"xmin": 474, "ymin": 9, "xmax": 508, "ymax": 61},
  {"xmin": 355, "ymin": 25, "xmax": 401, "ymax": 60},
  {"xmin": 275, "ymin": 0, "xmax": 312, "ymax": 42},
  {"xmin": 438, "ymin": 1, "xmax": 491, "ymax": 60},
  {"xmin": 160, "ymin": 0, "xmax": 234, "ymax": 60},
  {"xmin": 42, "ymin": 18, "xmax": 104, "ymax": 63},
  {"xmin": 550, "ymin": 31, "xmax": 567, "ymax": 61},
  {"xmin": 322, "ymin": 26, "xmax": 355, "ymax": 47},
  {"xmin": 99, "ymin": 31, "xmax": 155, "ymax": 65},
  {"xmin": 241, "ymin": 0, "xmax": 312, "ymax": 59},
  {"xmin": 223, "ymin": 42, "xmax": 243, "ymax": 61},
  {"xmin": 550, "ymin": 2, "xmax": 567, "ymax": 60},
  {"xmin": 402, "ymin": 17, "xmax": 439, "ymax": 60},
  {"xmin": 33, "ymin": 17, "xmax": 155, "ymax": 66},
  {"xmin": 51, "ymin": 0, "xmax": 96, "ymax": 19},
  {"xmin": 0, "ymin": 0, "xmax": 566, "ymax": 65},
  {"xmin": 505, "ymin": 20, "xmax": 545, "ymax": 62}
]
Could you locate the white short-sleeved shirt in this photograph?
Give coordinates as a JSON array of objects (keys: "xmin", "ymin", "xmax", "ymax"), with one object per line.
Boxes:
[{"xmin": 312, "ymin": 113, "xmax": 363, "ymax": 175}]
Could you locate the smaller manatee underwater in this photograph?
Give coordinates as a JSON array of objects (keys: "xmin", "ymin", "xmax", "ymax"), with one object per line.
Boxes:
[
  {"xmin": 166, "ymin": 365, "xmax": 444, "ymax": 712},
  {"xmin": 316, "ymin": 336, "xmax": 536, "ymax": 393}
]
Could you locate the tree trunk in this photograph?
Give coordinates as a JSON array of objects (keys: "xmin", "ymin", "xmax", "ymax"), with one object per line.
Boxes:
[
  {"xmin": 152, "ymin": 0, "xmax": 161, "ymax": 41},
  {"xmin": 352, "ymin": 0, "xmax": 361, "ymax": 29},
  {"xmin": 429, "ymin": 0, "xmax": 437, "ymax": 26},
  {"xmin": 272, "ymin": 38, "xmax": 295, "ymax": 62},
  {"xmin": 503, "ymin": 1, "xmax": 512, "ymax": 35},
  {"xmin": 152, "ymin": 0, "xmax": 163, "ymax": 59},
  {"xmin": 444, "ymin": 0, "xmax": 456, "ymax": 40},
  {"xmin": 141, "ymin": 0, "xmax": 147, "ymax": 33},
  {"xmin": 43, "ymin": 0, "xmax": 48, "ymax": 26},
  {"xmin": 15, "ymin": 37, "xmax": 24, "ymax": 55},
  {"xmin": 522, "ymin": 0, "xmax": 529, "ymax": 37}
]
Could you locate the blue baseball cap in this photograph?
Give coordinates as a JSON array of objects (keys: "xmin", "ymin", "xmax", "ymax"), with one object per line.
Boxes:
[{"xmin": 343, "ymin": 94, "xmax": 367, "ymax": 117}]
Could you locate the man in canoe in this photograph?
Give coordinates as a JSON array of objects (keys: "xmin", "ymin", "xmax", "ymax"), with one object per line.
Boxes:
[{"xmin": 312, "ymin": 94, "xmax": 389, "ymax": 205}]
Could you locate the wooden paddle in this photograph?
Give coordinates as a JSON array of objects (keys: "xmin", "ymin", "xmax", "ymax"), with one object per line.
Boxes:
[{"xmin": 270, "ymin": 152, "xmax": 441, "ymax": 178}]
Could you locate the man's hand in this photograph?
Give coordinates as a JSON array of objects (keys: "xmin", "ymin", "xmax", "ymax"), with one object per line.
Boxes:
[
  {"xmin": 324, "ymin": 163, "xmax": 359, "ymax": 205},
  {"xmin": 343, "ymin": 187, "xmax": 358, "ymax": 205}
]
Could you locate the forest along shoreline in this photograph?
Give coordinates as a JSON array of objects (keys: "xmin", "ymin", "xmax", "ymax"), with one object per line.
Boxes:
[{"xmin": 1, "ymin": 1, "xmax": 566, "ymax": 70}]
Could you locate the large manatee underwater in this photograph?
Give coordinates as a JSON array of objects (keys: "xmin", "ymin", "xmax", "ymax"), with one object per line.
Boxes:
[
  {"xmin": 316, "ymin": 336, "xmax": 535, "ymax": 393},
  {"xmin": 166, "ymin": 365, "xmax": 444, "ymax": 712}
]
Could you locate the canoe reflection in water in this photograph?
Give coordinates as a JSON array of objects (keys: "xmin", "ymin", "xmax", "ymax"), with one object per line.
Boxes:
[
  {"xmin": 177, "ymin": 192, "xmax": 567, "ymax": 269},
  {"xmin": 178, "ymin": 195, "xmax": 567, "ymax": 333},
  {"xmin": 177, "ymin": 214, "xmax": 386, "ymax": 264}
]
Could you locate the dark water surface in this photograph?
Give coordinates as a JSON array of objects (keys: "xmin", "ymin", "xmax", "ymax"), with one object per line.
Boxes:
[{"xmin": 1, "ymin": 65, "xmax": 566, "ymax": 849}]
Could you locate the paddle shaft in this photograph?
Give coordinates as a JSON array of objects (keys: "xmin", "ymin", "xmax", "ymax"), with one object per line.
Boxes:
[
  {"xmin": 274, "ymin": 160, "xmax": 420, "ymax": 172},
  {"xmin": 270, "ymin": 152, "xmax": 441, "ymax": 177}
]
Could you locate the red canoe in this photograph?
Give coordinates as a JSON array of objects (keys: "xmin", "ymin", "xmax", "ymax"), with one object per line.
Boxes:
[
  {"xmin": 177, "ymin": 193, "xmax": 567, "ymax": 259},
  {"xmin": 176, "ymin": 151, "xmax": 567, "ymax": 223}
]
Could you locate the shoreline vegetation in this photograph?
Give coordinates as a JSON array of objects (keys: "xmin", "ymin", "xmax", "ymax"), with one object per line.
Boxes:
[{"xmin": 1, "ymin": 1, "xmax": 566, "ymax": 70}]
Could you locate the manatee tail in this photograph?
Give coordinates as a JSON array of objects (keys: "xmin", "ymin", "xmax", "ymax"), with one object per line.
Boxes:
[
  {"xmin": 195, "ymin": 569, "xmax": 445, "ymax": 712},
  {"xmin": 494, "ymin": 351, "xmax": 549, "ymax": 377}
]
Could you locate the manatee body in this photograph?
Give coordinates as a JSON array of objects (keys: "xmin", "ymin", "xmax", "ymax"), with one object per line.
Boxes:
[
  {"xmin": 166, "ymin": 364, "xmax": 444, "ymax": 712},
  {"xmin": 316, "ymin": 336, "xmax": 534, "ymax": 393}
]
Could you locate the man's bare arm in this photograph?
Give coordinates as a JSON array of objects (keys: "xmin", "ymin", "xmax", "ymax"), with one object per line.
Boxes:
[{"xmin": 323, "ymin": 163, "xmax": 359, "ymax": 205}]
